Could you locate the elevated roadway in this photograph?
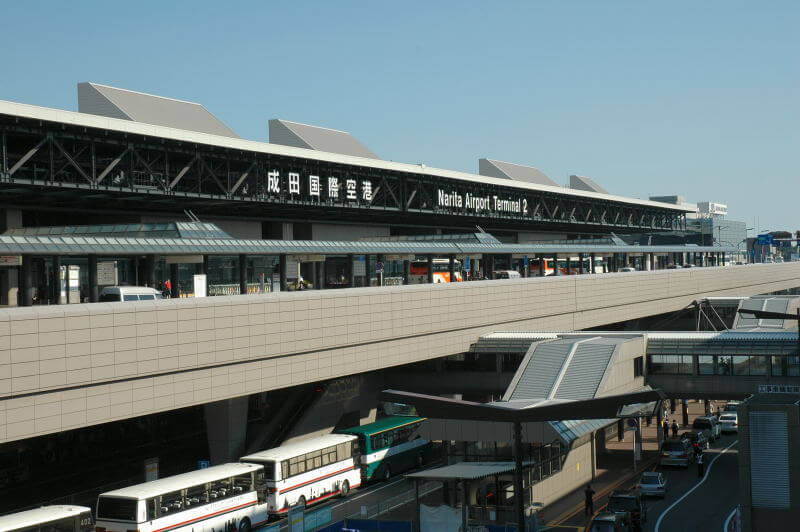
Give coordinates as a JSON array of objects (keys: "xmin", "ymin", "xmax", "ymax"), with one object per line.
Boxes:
[{"xmin": 2, "ymin": 262, "xmax": 800, "ymax": 443}]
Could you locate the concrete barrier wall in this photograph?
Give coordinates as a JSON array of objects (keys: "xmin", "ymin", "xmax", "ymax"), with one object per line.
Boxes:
[{"xmin": 2, "ymin": 263, "xmax": 800, "ymax": 443}]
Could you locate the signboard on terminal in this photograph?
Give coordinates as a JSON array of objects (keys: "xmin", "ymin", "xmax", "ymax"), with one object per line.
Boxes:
[
  {"xmin": 437, "ymin": 189, "xmax": 528, "ymax": 215},
  {"xmin": 757, "ymin": 234, "xmax": 773, "ymax": 246},
  {"xmin": 758, "ymin": 384, "xmax": 800, "ymax": 394}
]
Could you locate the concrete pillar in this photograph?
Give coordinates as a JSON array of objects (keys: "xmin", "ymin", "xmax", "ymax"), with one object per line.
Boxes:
[
  {"xmin": 402, "ymin": 259, "xmax": 410, "ymax": 285},
  {"xmin": 704, "ymin": 399, "xmax": 711, "ymax": 415},
  {"xmin": 51, "ymin": 256, "xmax": 61, "ymax": 304},
  {"xmin": 376, "ymin": 254, "xmax": 384, "ymax": 287},
  {"xmin": 521, "ymin": 256, "xmax": 528, "ymax": 278},
  {"xmin": 88, "ymin": 254, "xmax": 99, "ymax": 303},
  {"xmin": 538, "ymin": 255, "xmax": 545, "ymax": 277},
  {"xmin": 279, "ymin": 254, "xmax": 288, "ymax": 291},
  {"xmin": 488, "ymin": 255, "xmax": 495, "ymax": 279},
  {"xmin": 204, "ymin": 397, "xmax": 249, "ymax": 465},
  {"xmin": 566, "ymin": 256, "xmax": 572, "ymax": 275},
  {"xmin": 21, "ymin": 255, "xmax": 33, "ymax": 306},
  {"xmin": 553, "ymin": 253, "xmax": 559, "ymax": 275},
  {"xmin": 169, "ymin": 262, "xmax": 179, "ymax": 298},
  {"xmin": 364, "ymin": 254, "xmax": 372, "ymax": 287},
  {"xmin": 347, "ymin": 254, "xmax": 355, "ymax": 288},
  {"xmin": 145, "ymin": 254, "xmax": 156, "ymax": 288},
  {"xmin": 590, "ymin": 253, "xmax": 596, "ymax": 274},
  {"xmin": 670, "ymin": 398, "xmax": 676, "ymax": 414},
  {"xmin": 427, "ymin": 255, "xmax": 434, "ymax": 284},
  {"xmin": 448, "ymin": 254, "xmax": 455, "ymax": 282},
  {"xmin": 238, "ymin": 254, "xmax": 247, "ymax": 295},
  {"xmin": 578, "ymin": 253, "xmax": 585, "ymax": 274},
  {"xmin": 682, "ymin": 400, "xmax": 689, "ymax": 427},
  {"xmin": 202, "ymin": 254, "xmax": 209, "ymax": 275}
]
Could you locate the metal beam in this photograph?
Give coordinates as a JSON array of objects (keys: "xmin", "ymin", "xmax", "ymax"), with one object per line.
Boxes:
[
  {"xmin": 230, "ymin": 161, "xmax": 256, "ymax": 195},
  {"xmin": 51, "ymin": 137, "xmax": 92, "ymax": 185},
  {"xmin": 169, "ymin": 155, "xmax": 198, "ymax": 190},
  {"xmin": 96, "ymin": 146, "xmax": 131, "ymax": 184},
  {"xmin": 7, "ymin": 136, "xmax": 48, "ymax": 176}
]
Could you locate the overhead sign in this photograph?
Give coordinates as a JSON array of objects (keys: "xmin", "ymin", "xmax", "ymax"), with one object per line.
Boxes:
[
  {"xmin": 0, "ymin": 256, "xmax": 21, "ymax": 266},
  {"xmin": 756, "ymin": 234, "xmax": 773, "ymax": 246},
  {"xmin": 97, "ymin": 261, "xmax": 118, "ymax": 286},
  {"xmin": 758, "ymin": 384, "xmax": 800, "ymax": 394},
  {"xmin": 437, "ymin": 189, "xmax": 528, "ymax": 215}
]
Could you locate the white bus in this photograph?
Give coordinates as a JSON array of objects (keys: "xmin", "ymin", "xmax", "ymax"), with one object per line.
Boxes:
[
  {"xmin": 95, "ymin": 463, "xmax": 268, "ymax": 532},
  {"xmin": 0, "ymin": 505, "xmax": 93, "ymax": 532},
  {"xmin": 240, "ymin": 433, "xmax": 360, "ymax": 517}
]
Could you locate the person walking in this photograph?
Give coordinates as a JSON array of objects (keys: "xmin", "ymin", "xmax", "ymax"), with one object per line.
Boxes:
[
  {"xmin": 662, "ymin": 419, "xmax": 670, "ymax": 438},
  {"xmin": 671, "ymin": 420, "xmax": 679, "ymax": 438},
  {"xmin": 584, "ymin": 483, "xmax": 596, "ymax": 516}
]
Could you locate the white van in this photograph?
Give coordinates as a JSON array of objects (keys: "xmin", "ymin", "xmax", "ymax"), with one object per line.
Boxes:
[
  {"xmin": 99, "ymin": 286, "xmax": 164, "ymax": 302},
  {"xmin": 494, "ymin": 270, "xmax": 521, "ymax": 279}
]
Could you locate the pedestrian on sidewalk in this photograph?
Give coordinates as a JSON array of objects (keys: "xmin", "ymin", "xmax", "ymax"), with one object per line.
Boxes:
[
  {"xmin": 662, "ymin": 419, "xmax": 669, "ymax": 438},
  {"xmin": 584, "ymin": 483, "xmax": 596, "ymax": 516},
  {"xmin": 697, "ymin": 452, "xmax": 705, "ymax": 478},
  {"xmin": 671, "ymin": 419, "xmax": 679, "ymax": 438}
]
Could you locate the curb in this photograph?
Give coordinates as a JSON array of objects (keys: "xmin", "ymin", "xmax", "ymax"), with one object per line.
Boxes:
[{"xmin": 546, "ymin": 455, "xmax": 659, "ymax": 526}]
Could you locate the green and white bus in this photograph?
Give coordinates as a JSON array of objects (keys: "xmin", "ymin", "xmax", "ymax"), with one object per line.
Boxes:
[{"xmin": 336, "ymin": 416, "xmax": 430, "ymax": 482}]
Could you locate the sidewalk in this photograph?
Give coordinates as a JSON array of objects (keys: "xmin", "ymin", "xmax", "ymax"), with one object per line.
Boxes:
[{"xmin": 538, "ymin": 400, "xmax": 721, "ymax": 527}]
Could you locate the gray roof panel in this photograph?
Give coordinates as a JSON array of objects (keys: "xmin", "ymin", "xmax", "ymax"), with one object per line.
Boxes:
[
  {"xmin": 269, "ymin": 119, "xmax": 378, "ymax": 159},
  {"xmin": 479, "ymin": 158, "xmax": 559, "ymax": 187},
  {"xmin": 554, "ymin": 341, "xmax": 617, "ymax": 400},
  {"xmin": 78, "ymin": 82, "xmax": 239, "ymax": 138},
  {"xmin": 508, "ymin": 340, "xmax": 573, "ymax": 401},
  {"xmin": 570, "ymin": 174, "xmax": 608, "ymax": 194}
]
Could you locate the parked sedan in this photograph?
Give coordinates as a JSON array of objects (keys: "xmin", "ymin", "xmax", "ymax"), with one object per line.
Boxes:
[
  {"xmin": 638, "ymin": 471, "xmax": 668, "ymax": 498},
  {"xmin": 719, "ymin": 413, "xmax": 739, "ymax": 433}
]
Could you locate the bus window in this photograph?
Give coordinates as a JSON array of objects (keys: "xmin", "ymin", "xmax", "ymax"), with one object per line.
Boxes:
[
  {"xmin": 184, "ymin": 484, "xmax": 207, "ymax": 507},
  {"xmin": 160, "ymin": 491, "xmax": 183, "ymax": 514},
  {"xmin": 97, "ymin": 497, "xmax": 138, "ymax": 522},
  {"xmin": 232, "ymin": 473, "xmax": 252, "ymax": 494},
  {"xmin": 146, "ymin": 498, "xmax": 159, "ymax": 521},
  {"xmin": 40, "ymin": 517, "xmax": 77, "ymax": 532},
  {"xmin": 208, "ymin": 479, "xmax": 231, "ymax": 500},
  {"xmin": 260, "ymin": 460, "xmax": 275, "ymax": 480}
]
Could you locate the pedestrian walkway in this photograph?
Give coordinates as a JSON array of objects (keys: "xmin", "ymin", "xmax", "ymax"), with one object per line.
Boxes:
[{"xmin": 539, "ymin": 400, "xmax": 722, "ymax": 528}]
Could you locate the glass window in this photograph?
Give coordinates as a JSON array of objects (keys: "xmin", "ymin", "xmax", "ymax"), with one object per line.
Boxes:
[
  {"xmin": 261, "ymin": 461, "xmax": 275, "ymax": 481},
  {"xmin": 698, "ymin": 356, "xmax": 715, "ymax": 375},
  {"xmin": 772, "ymin": 356, "xmax": 786, "ymax": 376},
  {"xmin": 123, "ymin": 294, "xmax": 139, "ymax": 301},
  {"xmin": 185, "ymin": 484, "xmax": 207, "ymax": 508},
  {"xmin": 789, "ymin": 356, "xmax": 800, "ymax": 377},
  {"xmin": 208, "ymin": 479, "xmax": 231, "ymax": 501},
  {"xmin": 281, "ymin": 461, "xmax": 289, "ymax": 479},
  {"xmin": 161, "ymin": 491, "xmax": 183, "ymax": 514},
  {"xmin": 40, "ymin": 517, "xmax": 75, "ymax": 532},
  {"xmin": 232, "ymin": 473, "xmax": 252, "ymax": 494},
  {"xmin": 732, "ymin": 356, "xmax": 750, "ymax": 376},
  {"xmin": 649, "ymin": 355, "xmax": 692, "ymax": 375},
  {"xmin": 146, "ymin": 498, "xmax": 159, "ymax": 521},
  {"xmin": 751, "ymin": 356, "xmax": 768, "ymax": 376},
  {"xmin": 716, "ymin": 356, "xmax": 733, "ymax": 375},
  {"xmin": 97, "ymin": 497, "xmax": 139, "ymax": 522},
  {"xmin": 139, "ymin": 294, "xmax": 155, "ymax": 300}
]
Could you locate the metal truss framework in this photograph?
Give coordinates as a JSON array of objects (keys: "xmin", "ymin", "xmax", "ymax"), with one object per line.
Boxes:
[{"xmin": 0, "ymin": 115, "xmax": 685, "ymax": 232}]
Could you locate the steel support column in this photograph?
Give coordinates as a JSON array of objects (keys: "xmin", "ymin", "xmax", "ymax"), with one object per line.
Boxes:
[
  {"xmin": 238, "ymin": 254, "xmax": 247, "ymax": 296},
  {"xmin": 169, "ymin": 262, "xmax": 179, "ymax": 298},
  {"xmin": 538, "ymin": 254, "xmax": 545, "ymax": 277},
  {"xmin": 88, "ymin": 254, "xmax": 98, "ymax": 303},
  {"xmin": 365, "ymin": 254, "xmax": 372, "ymax": 287},
  {"xmin": 578, "ymin": 253, "xmax": 585, "ymax": 274},
  {"xmin": 448, "ymin": 254, "xmax": 455, "ymax": 282},
  {"xmin": 513, "ymin": 421, "xmax": 525, "ymax": 532},
  {"xmin": 553, "ymin": 253, "xmax": 559, "ymax": 275},
  {"xmin": 427, "ymin": 255, "xmax": 434, "ymax": 284},
  {"xmin": 347, "ymin": 254, "xmax": 355, "ymax": 288},
  {"xmin": 279, "ymin": 254, "xmax": 288, "ymax": 291},
  {"xmin": 21, "ymin": 254, "xmax": 33, "ymax": 307},
  {"xmin": 402, "ymin": 259, "xmax": 410, "ymax": 285},
  {"xmin": 51, "ymin": 255, "xmax": 61, "ymax": 304}
]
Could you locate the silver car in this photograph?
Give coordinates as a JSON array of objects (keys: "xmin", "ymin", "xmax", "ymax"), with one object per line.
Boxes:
[
  {"xmin": 719, "ymin": 413, "xmax": 738, "ymax": 433},
  {"xmin": 638, "ymin": 471, "xmax": 667, "ymax": 497}
]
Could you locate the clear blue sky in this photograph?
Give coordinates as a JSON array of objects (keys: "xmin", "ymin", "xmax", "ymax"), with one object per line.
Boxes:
[{"xmin": 1, "ymin": 1, "xmax": 798, "ymax": 232}]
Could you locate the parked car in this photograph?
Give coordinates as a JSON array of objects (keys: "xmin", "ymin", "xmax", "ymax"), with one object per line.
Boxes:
[
  {"xmin": 589, "ymin": 511, "xmax": 631, "ymax": 532},
  {"xmin": 681, "ymin": 263, "xmax": 696, "ymax": 268},
  {"xmin": 99, "ymin": 286, "xmax": 164, "ymax": 302},
  {"xmin": 723, "ymin": 401, "xmax": 741, "ymax": 413},
  {"xmin": 637, "ymin": 471, "xmax": 668, "ymax": 498},
  {"xmin": 606, "ymin": 489, "xmax": 646, "ymax": 530},
  {"xmin": 660, "ymin": 438, "xmax": 695, "ymax": 468},
  {"xmin": 680, "ymin": 430, "xmax": 709, "ymax": 450},
  {"xmin": 619, "ymin": 267, "xmax": 637, "ymax": 272},
  {"xmin": 692, "ymin": 416, "xmax": 721, "ymax": 441},
  {"xmin": 719, "ymin": 413, "xmax": 738, "ymax": 433}
]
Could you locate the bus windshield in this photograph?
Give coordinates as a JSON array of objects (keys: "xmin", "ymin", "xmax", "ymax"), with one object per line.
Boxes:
[{"xmin": 97, "ymin": 497, "xmax": 138, "ymax": 522}]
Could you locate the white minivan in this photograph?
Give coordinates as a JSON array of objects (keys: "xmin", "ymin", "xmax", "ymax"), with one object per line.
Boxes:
[
  {"xmin": 494, "ymin": 270, "xmax": 521, "ymax": 279},
  {"xmin": 99, "ymin": 286, "xmax": 164, "ymax": 302}
]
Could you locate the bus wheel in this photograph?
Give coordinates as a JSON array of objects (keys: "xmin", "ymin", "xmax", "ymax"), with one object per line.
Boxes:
[
  {"xmin": 341, "ymin": 480, "xmax": 350, "ymax": 497},
  {"xmin": 383, "ymin": 466, "xmax": 392, "ymax": 481},
  {"xmin": 238, "ymin": 517, "xmax": 251, "ymax": 532}
]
